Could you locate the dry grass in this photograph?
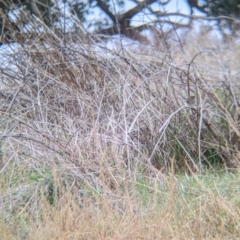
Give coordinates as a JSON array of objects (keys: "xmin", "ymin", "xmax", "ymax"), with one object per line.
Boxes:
[
  {"xmin": 0, "ymin": 12, "xmax": 240, "ymax": 239},
  {"xmin": 1, "ymin": 168, "xmax": 240, "ymax": 239}
]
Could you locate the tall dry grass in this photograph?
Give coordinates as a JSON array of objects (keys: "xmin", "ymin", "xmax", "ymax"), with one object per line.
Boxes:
[{"xmin": 0, "ymin": 12, "xmax": 240, "ymax": 239}]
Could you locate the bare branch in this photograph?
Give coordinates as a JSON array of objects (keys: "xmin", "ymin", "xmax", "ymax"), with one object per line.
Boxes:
[
  {"xmin": 134, "ymin": 20, "xmax": 190, "ymax": 31},
  {"xmin": 122, "ymin": 0, "xmax": 158, "ymax": 21},
  {"xmin": 186, "ymin": 0, "xmax": 207, "ymax": 15},
  {"xmin": 96, "ymin": 0, "xmax": 116, "ymax": 23}
]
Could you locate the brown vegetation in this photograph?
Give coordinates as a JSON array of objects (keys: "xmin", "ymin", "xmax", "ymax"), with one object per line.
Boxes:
[{"xmin": 0, "ymin": 18, "xmax": 240, "ymax": 239}]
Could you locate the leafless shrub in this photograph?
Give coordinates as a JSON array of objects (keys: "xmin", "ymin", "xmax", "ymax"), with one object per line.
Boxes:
[{"xmin": 0, "ymin": 21, "xmax": 240, "ymax": 184}]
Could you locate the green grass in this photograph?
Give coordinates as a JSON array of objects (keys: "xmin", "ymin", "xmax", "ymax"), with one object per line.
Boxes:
[{"xmin": 1, "ymin": 161, "xmax": 240, "ymax": 239}]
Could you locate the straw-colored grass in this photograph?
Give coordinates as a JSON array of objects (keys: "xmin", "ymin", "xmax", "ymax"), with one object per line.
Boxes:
[
  {"xmin": 1, "ymin": 164, "xmax": 240, "ymax": 239},
  {"xmin": 0, "ymin": 11, "xmax": 240, "ymax": 239}
]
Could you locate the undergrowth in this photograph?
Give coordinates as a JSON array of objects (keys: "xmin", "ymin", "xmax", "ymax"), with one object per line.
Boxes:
[{"xmin": 0, "ymin": 10, "xmax": 240, "ymax": 239}]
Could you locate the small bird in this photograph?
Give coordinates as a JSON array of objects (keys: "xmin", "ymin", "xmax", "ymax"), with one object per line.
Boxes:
[{"xmin": 186, "ymin": 96, "xmax": 195, "ymax": 105}]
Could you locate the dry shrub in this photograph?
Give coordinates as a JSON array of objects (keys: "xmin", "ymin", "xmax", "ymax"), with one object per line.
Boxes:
[{"xmin": 0, "ymin": 27, "xmax": 239, "ymax": 176}]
